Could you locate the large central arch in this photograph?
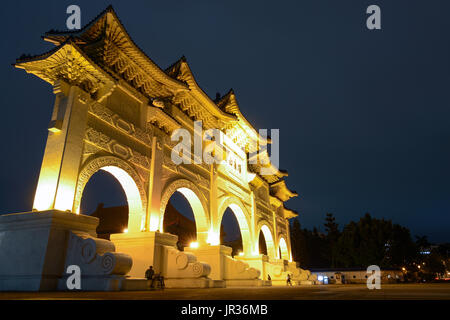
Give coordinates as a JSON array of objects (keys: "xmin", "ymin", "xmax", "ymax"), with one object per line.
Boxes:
[
  {"xmin": 74, "ymin": 156, "xmax": 147, "ymax": 232},
  {"xmin": 160, "ymin": 178, "xmax": 210, "ymax": 245},
  {"xmin": 217, "ymin": 196, "xmax": 253, "ymax": 255}
]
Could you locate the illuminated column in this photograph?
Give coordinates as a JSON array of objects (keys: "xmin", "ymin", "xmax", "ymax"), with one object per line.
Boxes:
[
  {"xmin": 285, "ymin": 218, "xmax": 292, "ymax": 261},
  {"xmin": 207, "ymin": 166, "xmax": 220, "ymax": 246},
  {"xmin": 250, "ymin": 191, "xmax": 258, "ymax": 255},
  {"xmin": 272, "ymin": 211, "xmax": 278, "ymax": 258},
  {"xmin": 33, "ymin": 81, "xmax": 89, "ymax": 212},
  {"xmin": 146, "ymin": 134, "xmax": 164, "ymax": 232}
]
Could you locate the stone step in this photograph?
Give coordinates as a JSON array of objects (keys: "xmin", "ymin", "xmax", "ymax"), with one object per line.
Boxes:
[
  {"xmin": 121, "ymin": 278, "xmax": 152, "ymax": 291},
  {"xmin": 121, "ymin": 278, "xmax": 226, "ymax": 290}
]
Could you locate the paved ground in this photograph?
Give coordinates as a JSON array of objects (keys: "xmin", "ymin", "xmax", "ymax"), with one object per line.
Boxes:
[{"xmin": 0, "ymin": 283, "xmax": 449, "ymax": 300}]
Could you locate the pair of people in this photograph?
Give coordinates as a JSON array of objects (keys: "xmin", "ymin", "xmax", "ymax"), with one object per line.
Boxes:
[{"xmin": 145, "ymin": 266, "xmax": 165, "ymax": 289}]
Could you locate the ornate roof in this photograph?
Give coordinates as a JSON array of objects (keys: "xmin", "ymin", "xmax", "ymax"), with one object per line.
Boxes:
[
  {"xmin": 164, "ymin": 56, "xmax": 237, "ymax": 128},
  {"xmin": 15, "ymin": 39, "xmax": 116, "ymax": 101},
  {"xmin": 270, "ymin": 180, "xmax": 298, "ymax": 202},
  {"xmin": 42, "ymin": 6, "xmax": 186, "ymax": 99}
]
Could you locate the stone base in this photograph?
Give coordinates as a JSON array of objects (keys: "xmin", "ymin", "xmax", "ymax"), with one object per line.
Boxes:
[
  {"xmin": 0, "ymin": 210, "xmax": 98, "ymax": 291},
  {"xmin": 121, "ymin": 278, "xmax": 152, "ymax": 291},
  {"xmin": 224, "ymin": 279, "xmax": 270, "ymax": 287},
  {"xmin": 165, "ymin": 278, "xmax": 213, "ymax": 289},
  {"xmin": 121, "ymin": 278, "xmax": 225, "ymax": 290},
  {"xmin": 57, "ymin": 275, "xmax": 125, "ymax": 291},
  {"xmin": 271, "ymin": 280, "xmax": 290, "ymax": 286},
  {"xmin": 111, "ymin": 231, "xmax": 178, "ymax": 278},
  {"xmin": 186, "ymin": 245, "xmax": 261, "ymax": 284}
]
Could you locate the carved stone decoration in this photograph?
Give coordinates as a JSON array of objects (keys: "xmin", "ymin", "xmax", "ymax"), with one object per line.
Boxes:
[
  {"xmin": 85, "ymin": 127, "xmax": 111, "ymax": 150},
  {"xmin": 84, "ymin": 127, "xmax": 150, "ymax": 170},
  {"xmin": 73, "ymin": 155, "xmax": 148, "ymax": 214},
  {"xmin": 89, "ymin": 102, "xmax": 152, "ymax": 146},
  {"xmin": 163, "ymin": 246, "xmax": 211, "ymax": 279},
  {"xmin": 57, "ymin": 230, "xmax": 132, "ymax": 291},
  {"xmin": 223, "ymin": 255, "xmax": 260, "ymax": 280}
]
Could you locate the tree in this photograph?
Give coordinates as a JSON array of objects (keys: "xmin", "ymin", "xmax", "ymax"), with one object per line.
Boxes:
[
  {"xmin": 334, "ymin": 213, "xmax": 416, "ymax": 268},
  {"xmin": 324, "ymin": 213, "xmax": 340, "ymax": 266}
]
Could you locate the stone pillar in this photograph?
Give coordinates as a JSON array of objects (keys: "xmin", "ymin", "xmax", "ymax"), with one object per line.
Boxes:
[
  {"xmin": 208, "ymin": 166, "xmax": 220, "ymax": 245},
  {"xmin": 146, "ymin": 133, "xmax": 164, "ymax": 232},
  {"xmin": 285, "ymin": 218, "xmax": 293, "ymax": 261},
  {"xmin": 33, "ymin": 81, "xmax": 89, "ymax": 212}
]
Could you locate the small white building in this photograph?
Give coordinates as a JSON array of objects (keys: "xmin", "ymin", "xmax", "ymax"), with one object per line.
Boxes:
[{"xmin": 310, "ymin": 268, "xmax": 404, "ymax": 284}]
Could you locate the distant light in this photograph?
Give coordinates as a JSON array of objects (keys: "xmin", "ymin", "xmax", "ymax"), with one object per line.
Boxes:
[
  {"xmin": 123, "ymin": 228, "xmax": 128, "ymax": 233},
  {"xmin": 418, "ymin": 265, "xmax": 421, "ymax": 269},
  {"xmin": 317, "ymin": 275, "xmax": 324, "ymax": 281},
  {"xmin": 402, "ymin": 267, "xmax": 406, "ymax": 271},
  {"xmin": 190, "ymin": 242, "xmax": 199, "ymax": 248}
]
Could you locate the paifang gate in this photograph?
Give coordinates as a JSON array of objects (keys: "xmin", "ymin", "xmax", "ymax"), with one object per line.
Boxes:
[{"xmin": 3, "ymin": 6, "xmax": 317, "ymax": 290}]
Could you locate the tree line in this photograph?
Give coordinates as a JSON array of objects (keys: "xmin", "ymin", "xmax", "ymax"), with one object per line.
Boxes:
[{"xmin": 290, "ymin": 213, "xmax": 449, "ymax": 280}]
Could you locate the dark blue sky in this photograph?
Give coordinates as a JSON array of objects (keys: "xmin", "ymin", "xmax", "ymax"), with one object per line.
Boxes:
[{"xmin": 1, "ymin": 1, "xmax": 449, "ymax": 242}]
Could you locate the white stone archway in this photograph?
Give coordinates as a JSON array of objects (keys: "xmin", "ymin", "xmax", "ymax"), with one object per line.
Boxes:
[
  {"xmin": 74, "ymin": 156, "xmax": 147, "ymax": 232},
  {"xmin": 217, "ymin": 196, "xmax": 253, "ymax": 256},
  {"xmin": 159, "ymin": 178, "xmax": 210, "ymax": 245}
]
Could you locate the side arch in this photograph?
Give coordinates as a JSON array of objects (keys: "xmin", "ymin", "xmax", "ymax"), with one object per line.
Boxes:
[
  {"xmin": 278, "ymin": 236, "xmax": 290, "ymax": 260},
  {"xmin": 160, "ymin": 178, "xmax": 210, "ymax": 245},
  {"xmin": 73, "ymin": 155, "xmax": 148, "ymax": 232},
  {"xmin": 255, "ymin": 220, "xmax": 277, "ymax": 258},
  {"xmin": 217, "ymin": 196, "xmax": 253, "ymax": 255}
]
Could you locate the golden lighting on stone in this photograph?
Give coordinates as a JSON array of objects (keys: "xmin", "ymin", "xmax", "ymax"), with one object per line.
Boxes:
[
  {"xmin": 190, "ymin": 242, "xmax": 199, "ymax": 248},
  {"xmin": 13, "ymin": 6, "xmax": 310, "ymax": 285}
]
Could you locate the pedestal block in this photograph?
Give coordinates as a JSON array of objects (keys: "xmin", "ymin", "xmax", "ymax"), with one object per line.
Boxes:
[
  {"xmin": 236, "ymin": 254, "xmax": 269, "ymax": 280},
  {"xmin": 111, "ymin": 231, "xmax": 215, "ymax": 288},
  {"xmin": 187, "ymin": 245, "xmax": 262, "ymax": 287},
  {"xmin": 0, "ymin": 210, "xmax": 131, "ymax": 291},
  {"xmin": 111, "ymin": 231, "xmax": 177, "ymax": 278}
]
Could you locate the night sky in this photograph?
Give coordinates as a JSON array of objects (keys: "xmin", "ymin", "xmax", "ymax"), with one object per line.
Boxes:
[{"xmin": 1, "ymin": 1, "xmax": 449, "ymax": 242}]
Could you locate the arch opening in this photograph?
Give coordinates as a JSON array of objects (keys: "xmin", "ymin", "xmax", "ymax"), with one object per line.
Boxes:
[
  {"xmin": 163, "ymin": 190, "xmax": 197, "ymax": 251},
  {"xmin": 220, "ymin": 207, "xmax": 242, "ymax": 257},
  {"xmin": 217, "ymin": 198, "xmax": 253, "ymax": 256},
  {"xmin": 278, "ymin": 237, "xmax": 289, "ymax": 260},
  {"xmin": 160, "ymin": 181, "xmax": 209, "ymax": 247},
  {"xmin": 79, "ymin": 165, "xmax": 144, "ymax": 237},
  {"xmin": 257, "ymin": 224, "xmax": 276, "ymax": 258}
]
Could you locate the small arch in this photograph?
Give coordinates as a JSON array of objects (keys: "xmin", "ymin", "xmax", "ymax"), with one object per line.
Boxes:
[
  {"xmin": 160, "ymin": 178, "xmax": 210, "ymax": 245},
  {"xmin": 278, "ymin": 236, "xmax": 289, "ymax": 260},
  {"xmin": 217, "ymin": 196, "xmax": 253, "ymax": 255},
  {"xmin": 255, "ymin": 221, "xmax": 276, "ymax": 258},
  {"xmin": 74, "ymin": 156, "xmax": 147, "ymax": 232}
]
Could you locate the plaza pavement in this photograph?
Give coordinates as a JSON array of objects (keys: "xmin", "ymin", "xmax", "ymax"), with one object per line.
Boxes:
[{"xmin": 0, "ymin": 283, "xmax": 449, "ymax": 300}]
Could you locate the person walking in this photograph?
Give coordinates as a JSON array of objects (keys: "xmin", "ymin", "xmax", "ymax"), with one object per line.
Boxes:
[{"xmin": 286, "ymin": 274, "xmax": 292, "ymax": 286}]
